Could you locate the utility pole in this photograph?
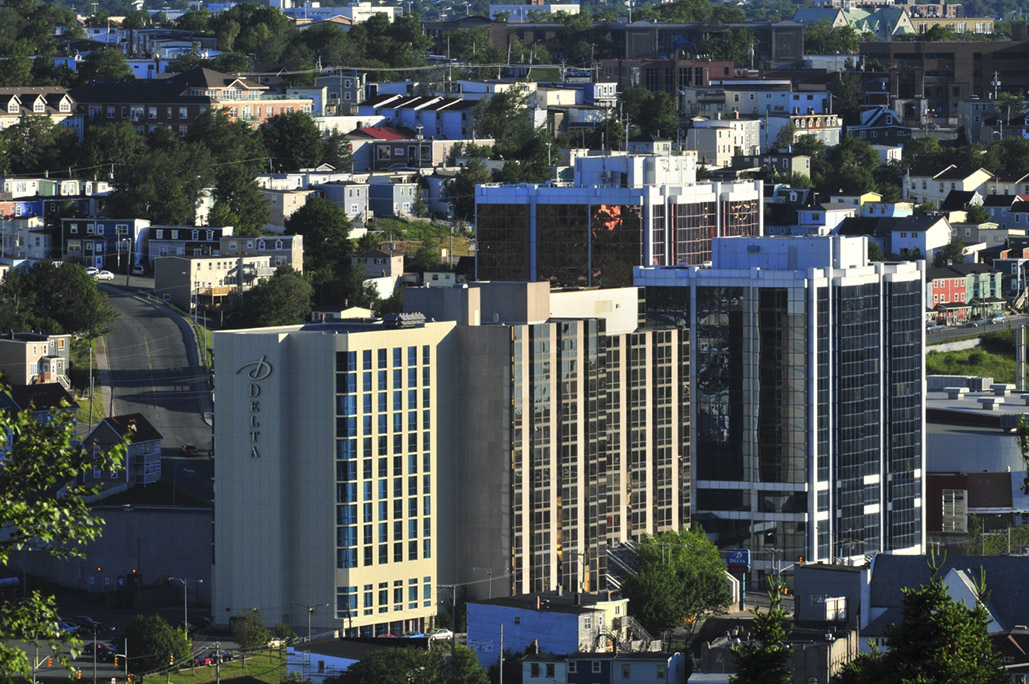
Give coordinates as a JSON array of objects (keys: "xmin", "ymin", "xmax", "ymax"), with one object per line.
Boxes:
[
  {"xmin": 215, "ymin": 642, "xmax": 221, "ymax": 684},
  {"xmin": 498, "ymin": 624, "xmax": 504, "ymax": 684}
]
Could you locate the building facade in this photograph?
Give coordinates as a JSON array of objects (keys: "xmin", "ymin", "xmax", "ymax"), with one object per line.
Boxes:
[
  {"xmin": 475, "ymin": 154, "xmax": 763, "ymax": 286},
  {"xmin": 636, "ymin": 236, "xmax": 926, "ymax": 577},
  {"xmin": 213, "ymin": 316, "xmax": 455, "ymax": 635}
]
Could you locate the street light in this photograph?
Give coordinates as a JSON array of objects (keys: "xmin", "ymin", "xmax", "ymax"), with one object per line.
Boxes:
[
  {"xmin": 168, "ymin": 577, "xmax": 203, "ymax": 631},
  {"xmin": 291, "ymin": 601, "xmax": 330, "ymax": 643},
  {"xmin": 472, "ymin": 566, "xmax": 509, "ymax": 599}
]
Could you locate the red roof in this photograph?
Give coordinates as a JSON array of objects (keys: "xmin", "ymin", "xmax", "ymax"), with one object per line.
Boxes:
[{"xmin": 354, "ymin": 126, "xmax": 408, "ymax": 140}]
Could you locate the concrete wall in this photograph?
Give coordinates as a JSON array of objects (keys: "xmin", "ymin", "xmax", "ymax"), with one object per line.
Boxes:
[{"xmin": 14, "ymin": 507, "xmax": 212, "ymax": 602}]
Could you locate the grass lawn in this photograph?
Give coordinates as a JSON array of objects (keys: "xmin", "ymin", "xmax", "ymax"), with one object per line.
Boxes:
[
  {"xmin": 162, "ymin": 651, "xmax": 284, "ymax": 684},
  {"xmin": 100, "ymin": 480, "xmax": 208, "ymax": 508},
  {"xmin": 926, "ymin": 347, "xmax": 1019, "ymax": 384},
  {"xmin": 74, "ymin": 391, "xmax": 104, "ymax": 428},
  {"xmin": 365, "ymin": 218, "xmax": 474, "ymax": 258}
]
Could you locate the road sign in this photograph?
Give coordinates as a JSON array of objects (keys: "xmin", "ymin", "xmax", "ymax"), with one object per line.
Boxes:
[{"xmin": 726, "ymin": 548, "xmax": 751, "ymax": 572}]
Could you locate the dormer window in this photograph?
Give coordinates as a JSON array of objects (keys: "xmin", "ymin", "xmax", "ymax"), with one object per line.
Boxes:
[
  {"xmin": 7, "ymin": 100, "xmax": 18, "ymax": 114},
  {"xmin": 59, "ymin": 99, "xmax": 71, "ymax": 113},
  {"xmin": 33, "ymin": 99, "xmax": 44, "ymax": 113}
]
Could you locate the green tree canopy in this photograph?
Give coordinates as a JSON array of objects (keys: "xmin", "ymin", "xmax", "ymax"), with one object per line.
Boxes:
[
  {"xmin": 0, "ymin": 116, "xmax": 75, "ymax": 175},
  {"xmin": 106, "ymin": 144, "xmax": 215, "ymax": 224},
  {"xmin": 729, "ymin": 579, "xmax": 792, "ymax": 684},
  {"xmin": 804, "ymin": 21, "xmax": 861, "ymax": 54},
  {"xmin": 965, "ymin": 204, "xmax": 991, "ymax": 224},
  {"xmin": 78, "ymin": 122, "xmax": 146, "ymax": 179},
  {"xmin": 621, "ymin": 526, "xmax": 731, "ymax": 640},
  {"xmin": 341, "ymin": 644, "xmax": 486, "ymax": 684},
  {"xmin": 262, "ymin": 111, "xmax": 323, "ymax": 172},
  {"xmin": 231, "ymin": 609, "xmax": 271, "ymax": 665},
  {"xmin": 934, "ymin": 237, "xmax": 966, "ymax": 266},
  {"xmin": 700, "ymin": 28, "xmax": 756, "ymax": 65},
  {"xmin": 620, "ymin": 86, "xmax": 680, "ymax": 138},
  {"xmin": 241, "ymin": 266, "xmax": 314, "ymax": 328},
  {"xmin": 0, "ymin": 261, "xmax": 119, "ymax": 338},
  {"xmin": 121, "ymin": 615, "xmax": 191, "ymax": 674},
  {"xmin": 450, "ymin": 158, "xmax": 492, "ymax": 221},
  {"xmin": 76, "ymin": 47, "xmax": 132, "ymax": 83},
  {"xmin": 284, "ymin": 196, "xmax": 353, "ymax": 279},
  {"xmin": 473, "ymin": 86, "xmax": 534, "ymax": 158},
  {"xmin": 0, "ymin": 401, "xmax": 125, "ymax": 678},
  {"xmin": 836, "ymin": 567, "xmax": 1007, "ymax": 684}
]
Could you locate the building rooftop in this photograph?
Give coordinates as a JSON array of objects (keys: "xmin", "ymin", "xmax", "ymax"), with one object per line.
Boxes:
[{"xmin": 98, "ymin": 413, "xmax": 163, "ymax": 443}]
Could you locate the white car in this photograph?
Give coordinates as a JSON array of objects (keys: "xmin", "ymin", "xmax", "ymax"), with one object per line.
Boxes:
[
  {"xmin": 428, "ymin": 628, "xmax": 454, "ymax": 641},
  {"xmin": 132, "ymin": 265, "xmax": 145, "ymax": 276},
  {"xmin": 85, "ymin": 266, "xmax": 99, "ymax": 276},
  {"xmin": 93, "ymin": 270, "xmax": 114, "ymax": 281}
]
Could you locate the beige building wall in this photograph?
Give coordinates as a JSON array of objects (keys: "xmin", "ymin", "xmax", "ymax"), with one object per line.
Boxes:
[{"xmin": 213, "ymin": 320, "xmax": 455, "ymax": 633}]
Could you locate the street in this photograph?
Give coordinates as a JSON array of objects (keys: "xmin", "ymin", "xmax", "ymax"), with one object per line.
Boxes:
[
  {"xmin": 100, "ymin": 287, "xmax": 212, "ymax": 454},
  {"xmin": 926, "ymin": 313, "xmax": 1029, "ymax": 344}
]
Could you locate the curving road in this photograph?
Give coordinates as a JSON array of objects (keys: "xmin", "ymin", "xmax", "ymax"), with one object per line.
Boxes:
[{"xmin": 98, "ymin": 288, "xmax": 214, "ymax": 501}]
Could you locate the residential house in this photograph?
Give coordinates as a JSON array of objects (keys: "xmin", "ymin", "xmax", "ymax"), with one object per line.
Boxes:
[
  {"xmin": 926, "ymin": 265, "xmax": 971, "ymax": 324},
  {"xmin": 926, "ymin": 471, "xmax": 1026, "ymax": 536},
  {"xmin": 82, "ymin": 413, "xmax": 162, "ymax": 488},
  {"xmin": 835, "ymin": 214, "xmax": 952, "ymax": 259},
  {"xmin": 0, "ymin": 383, "xmax": 76, "ymax": 426},
  {"xmin": 0, "ymin": 216, "xmax": 44, "ymax": 260},
  {"xmin": 911, "ymin": 16, "xmax": 995, "ymax": 34},
  {"xmin": 986, "ymin": 171, "xmax": 1029, "ymax": 196},
  {"xmin": 792, "ymin": 6, "xmax": 915, "ymax": 38},
  {"xmin": 860, "ymin": 201, "xmax": 914, "ymax": 218},
  {"xmin": 0, "ymin": 332, "xmax": 71, "ymax": 388},
  {"xmin": 261, "ymin": 188, "xmax": 315, "ymax": 233},
  {"xmin": 146, "ymin": 225, "xmax": 234, "ymax": 267},
  {"xmin": 351, "ymin": 251, "xmax": 403, "ymax": 279},
  {"xmin": 830, "ymin": 191, "xmax": 884, "ymax": 208},
  {"xmin": 905, "ymin": 164, "xmax": 993, "ymax": 205},
  {"xmin": 698, "ymin": 626, "xmax": 859, "ymax": 684},
  {"xmin": 732, "ymin": 152, "xmax": 811, "ymax": 178},
  {"xmin": 449, "ymin": 79, "xmax": 539, "ymax": 102},
  {"xmin": 357, "ymin": 94, "xmax": 478, "ymax": 140},
  {"xmin": 466, "ymin": 592, "xmax": 640, "ymax": 669},
  {"xmin": 367, "ymin": 138, "xmax": 496, "ymax": 172},
  {"xmin": 766, "ymin": 112, "xmax": 842, "ymax": 147},
  {"xmin": 982, "ymin": 194, "xmax": 1029, "ymax": 228},
  {"xmin": 984, "ymin": 244, "xmax": 1029, "ymax": 301},
  {"xmin": 847, "ymin": 105, "xmax": 915, "ymax": 145},
  {"xmin": 153, "ymin": 255, "xmax": 275, "ymax": 312},
  {"xmin": 285, "ymin": 639, "xmax": 408, "ymax": 684},
  {"xmin": 682, "ymin": 83, "xmax": 829, "ymax": 119},
  {"xmin": 951, "ymin": 221, "xmax": 1025, "ymax": 250},
  {"xmin": 60, "ymin": 218, "xmax": 150, "ymax": 272},
  {"xmin": 944, "ymin": 262, "xmax": 1005, "ymax": 316},
  {"xmin": 314, "ymin": 180, "xmax": 371, "ymax": 223},
  {"xmin": 70, "ymin": 67, "xmax": 314, "ymax": 137},
  {"xmin": 314, "ymin": 69, "xmax": 366, "ymax": 115},
  {"xmin": 626, "ymin": 134, "xmax": 672, "ymax": 155},
  {"xmin": 220, "ymin": 234, "xmax": 304, "ymax": 272},
  {"xmin": 523, "ymin": 652, "xmax": 689, "ymax": 684},
  {"xmin": 871, "ymin": 143, "xmax": 904, "ymax": 164},
  {"xmin": 368, "ymin": 176, "xmax": 420, "ymax": 218},
  {"xmin": 0, "ymin": 87, "xmax": 83, "ymax": 139},
  {"xmin": 686, "ymin": 118, "xmax": 761, "ymax": 168}
]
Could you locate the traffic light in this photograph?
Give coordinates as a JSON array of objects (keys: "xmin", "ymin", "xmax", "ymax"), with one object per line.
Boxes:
[
  {"xmin": 128, "ymin": 676, "xmax": 133, "ymax": 682},
  {"xmin": 76, "ymin": 669, "xmax": 82, "ymax": 680},
  {"xmin": 47, "ymin": 657, "xmax": 52, "ymax": 668},
  {"xmin": 169, "ymin": 654, "xmax": 174, "ymax": 665},
  {"xmin": 114, "ymin": 657, "xmax": 119, "ymax": 667}
]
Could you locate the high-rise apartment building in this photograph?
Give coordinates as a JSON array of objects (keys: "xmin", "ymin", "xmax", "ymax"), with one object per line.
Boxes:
[
  {"xmin": 213, "ymin": 315, "xmax": 455, "ymax": 636},
  {"xmin": 475, "ymin": 154, "xmax": 762, "ymax": 287},
  {"xmin": 407, "ymin": 282, "xmax": 690, "ymax": 597},
  {"xmin": 636, "ymin": 236, "xmax": 925, "ymax": 577},
  {"xmin": 213, "ymin": 284, "xmax": 691, "ymax": 629}
]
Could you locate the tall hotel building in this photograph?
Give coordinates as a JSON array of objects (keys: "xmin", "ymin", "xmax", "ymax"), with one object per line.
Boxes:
[
  {"xmin": 213, "ymin": 315, "xmax": 455, "ymax": 636},
  {"xmin": 407, "ymin": 283, "xmax": 690, "ymax": 597},
  {"xmin": 213, "ymin": 284, "xmax": 691, "ymax": 630},
  {"xmin": 637, "ymin": 236, "xmax": 926, "ymax": 576},
  {"xmin": 475, "ymin": 153, "xmax": 763, "ymax": 287}
]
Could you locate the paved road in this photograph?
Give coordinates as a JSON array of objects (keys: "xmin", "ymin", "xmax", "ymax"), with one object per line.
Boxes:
[
  {"xmin": 99, "ymin": 288, "xmax": 214, "ymax": 500},
  {"xmin": 927, "ymin": 313, "xmax": 1029, "ymax": 345}
]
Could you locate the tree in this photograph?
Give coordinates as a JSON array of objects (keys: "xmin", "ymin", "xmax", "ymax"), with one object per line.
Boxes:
[
  {"xmin": 241, "ymin": 266, "xmax": 314, "ymax": 327},
  {"xmin": 831, "ymin": 71, "xmax": 864, "ymax": 127},
  {"xmin": 284, "ymin": 196, "xmax": 353, "ymax": 279},
  {"xmin": 836, "ymin": 563, "xmax": 1006, "ymax": 684},
  {"xmin": 966, "ymin": 204, "xmax": 991, "ymax": 224},
  {"xmin": 0, "ymin": 401, "xmax": 124, "ymax": 678},
  {"xmin": 621, "ymin": 525, "xmax": 731, "ymax": 642},
  {"xmin": 231, "ymin": 609, "xmax": 270, "ymax": 666},
  {"xmin": 902, "ymin": 136, "xmax": 943, "ymax": 167},
  {"xmin": 208, "ymin": 164, "xmax": 270, "ymax": 237},
  {"xmin": 345, "ymin": 647, "xmax": 445, "ymax": 684},
  {"xmin": 121, "ymin": 615, "xmax": 191, "ymax": 674},
  {"xmin": 804, "ymin": 21, "xmax": 860, "ymax": 55},
  {"xmin": 773, "ymin": 124, "xmax": 797, "ymax": 152},
  {"xmin": 450, "ymin": 159, "xmax": 492, "ymax": 221},
  {"xmin": 0, "ymin": 261, "xmax": 119, "ymax": 338},
  {"xmin": 262, "ymin": 111, "xmax": 324, "ymax": 171},
  {"xmin": 934, "ymin": 238, "xmax": 966, "ymax": 266},
  {"xmin": 78, "ymin": 122, "xmax": 146, "ymax": 179},
  {"xmin": 322, "ymin": 129, "xmax": 354, "ymax": 172},
  {"xmin": 0, "ymin": 116, "xmax": 75, "ymax": 175},
  {"xmin": 729, "ymin": 579, "xmax": 792, "ymax": 684},
  {"xmin": 700, "ymin": 28, "xmax": 756, "ymax": 65},
  {"xmin": 474, "ymin": 86, "xmax": 534, "ymax": 158},
  {"xmin": 76, "ymin": 48, "xmax": 132, "ymax": 83},
  {"xmin": 868, "ymin": 240, "xmax": 887, "ymax": 261},
  {"xmin": 106, "ymin": 144, "xmax": 214, "ymax": 225}
]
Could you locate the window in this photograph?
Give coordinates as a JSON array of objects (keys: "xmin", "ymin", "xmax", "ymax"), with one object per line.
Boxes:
[
  {"xmin": 568, "ymin": 662, "xmax": 577, "ymax": 673},
  {"xmin": 530, "ymin": 663, "xmax": 540, "ymax": 678},
  {"xmin": 622, "ymin": 664, "xmax": 631, "ymax": 678},
  {"xmin": 942, "ymin": 489, "xmax": 967, "ymax": 532},
  {"xmin": 546, "ymin": 664, "xmax": 554, "ymax": 677},
  {"xmin": 33, "ymin": 99, "xmax": 44, "ymax": 113},
  {"xmin": 514, "ymin": 616, "xmax": 521, "ymax": 625},
  {"xmin": 592, "ymin": 661, "xmax": 602, "ymax": 673},
  {"xmin": 656, "ymin": 664, "xmax": 666, "ymax": 679}
]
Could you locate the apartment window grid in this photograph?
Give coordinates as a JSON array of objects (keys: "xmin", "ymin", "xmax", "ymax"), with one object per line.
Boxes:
[
  {"xmin": 557, "ymin": 322, "xmax": 581, "ymax": 593},
  {"xmin": 529, "ymin": 324, "xmax": 553, "ymax": 593},
  {"xmin": 511, "ymin": 328, "xmax": 525, "ymax": 591},
  {"xmin": 627, "ymin": 335, "xmax": 649, "ymax": 534},
  {"xmin": 670, "ymin": 201, "xmax": 717, "ymax": 265},
  {"xmin": 334, "ymin": 344, "xmax": 432, "ymax": 620}
]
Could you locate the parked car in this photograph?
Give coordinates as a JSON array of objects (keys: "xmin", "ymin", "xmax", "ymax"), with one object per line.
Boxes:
[
  {"xmin": 93, "ymin": 270, "xmax": 114, "ymax": 281},
  {"xmin": 131, "ymin": 264, "xmax": 145, "ymax": 276},
  {"xmin": 181, "ymin": 443, "xmax": 199, "ymax": 457},
  {"xmin": 85, "ymin": 266, "xmax": 99, "ymax": 276},
  {"xmin": 428, "ymin": 628, "xmax": 454, "ymax": 641},
  {"xmin": 72, "ymin": 616, "xmax": 102, "ymax": 632},
  {"xmin": 83, "ymin": 642, "xmax": 116, "ymax": 662},
  {"xmin": 192, "ymin": 654, "xmax": 212, "ymax": 666},
  {"xmin": 57, "ymin": 621, "xmax": 81, "ymax": 637}
]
